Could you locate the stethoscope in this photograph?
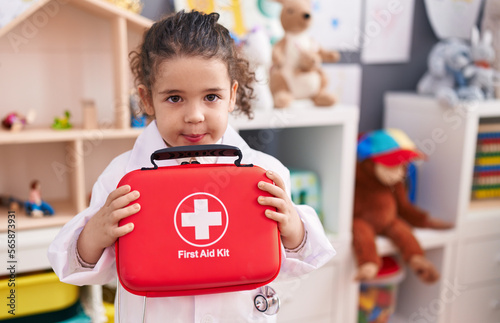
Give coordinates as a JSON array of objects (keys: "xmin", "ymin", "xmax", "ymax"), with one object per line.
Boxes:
[
  {"xmin": 254, "ymin": 285, "xmax": 281, "ymax": 315},
  {"xmin": 116, "ymin": 282, "xmax": 280, "ymax": 322}
]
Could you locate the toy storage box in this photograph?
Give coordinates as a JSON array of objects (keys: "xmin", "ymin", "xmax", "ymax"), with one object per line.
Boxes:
[
  {"xmin": 0, "ymin": 271, "xmax": 79, "ymax": 320},
  {"xmin": 290, "ymin": 169, "xmax": 322, "ymax": 221},
  {"xmin": 358, "ymin": 257, "xmax": 405, "ymax": 323}
]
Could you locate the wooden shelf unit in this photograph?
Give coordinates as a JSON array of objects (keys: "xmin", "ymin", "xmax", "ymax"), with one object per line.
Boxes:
[{"xmin": 0, "ymin": 3, "xmax": 152, "ymax": 321}]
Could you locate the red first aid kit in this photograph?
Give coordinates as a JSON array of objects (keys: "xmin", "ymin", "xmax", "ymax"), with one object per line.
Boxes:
[{"xmin": 115, "ymin": 145, "xmax": 282, "ymax": 297}]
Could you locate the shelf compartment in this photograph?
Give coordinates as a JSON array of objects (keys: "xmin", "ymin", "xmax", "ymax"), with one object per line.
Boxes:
[
  {"xmin": 450, "ymin": 283, "xmax": 500, "ymax": 323},
  {"xmin": 384, "ymin": 93, "xmax": 500, "ymax": 228},
  {"xmin": 0, "ymin": 199, "xmax": 75, "ymax": 232},
  {"xmin": 0, "ymin": 3, "xmax": 115, "ymax": 127},
  {"xmin": 0, "ymin": 226, "xmax": 62, "ymax": 274},
  {"xmin": 392, "ymin": 247, "xmax": 445, "ymax": 323},
  {"xmin": 471, "ymin": 123, "xmax": 500, "ymax": 203},
  {"xmin": 468, "ymin": 199, "xmax": 500, "ymax": 217},
  {"xmin": 0, "ymin": 142, "xmax": 73, "ymax": 203},
  {"xmin": 461, "ymin": 211, "xmax": 500, "ymax": 239},
  {"xmin": 457, "ymin": 235, "xmax": 500, "ymax": 286},
  {"xmin": 0, "ymin": 0, "xmax": 151, "ymax": 39},
  {"xmin": 83, "ymin": 136, "xmax": 137, "ymax": 200},
  {"xmin": 0, "ymin": 0, "xmax": 152, "ymax": 130},
  {"xmin": 235, "ymin": 104, "xmax": 359, "ymax": 237},
  {"xmin": 67, "ymin": 0, "xmax": 152, "ymax": 31},
  {"xmin": 467, "ymin": 121, "xmax": 500, "ymax": 224},
  {"xmin": 273, "ymin": 261, "xmax": 338, "ymax": 323}
]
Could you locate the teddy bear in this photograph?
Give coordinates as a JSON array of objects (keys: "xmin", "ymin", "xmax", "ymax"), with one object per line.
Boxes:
[
  {"xmin": 269, "ymin": 0, "xmax": 340, "ymax": 108},
  {"xmin": 353, "ymin": 129, "xmax": 453, "ymax": 284}
]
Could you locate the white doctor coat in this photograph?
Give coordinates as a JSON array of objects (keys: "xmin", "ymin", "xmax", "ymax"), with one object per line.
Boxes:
[{"xmin": 48, "ymin": 121, "xmax": 335, "ymax": 323}]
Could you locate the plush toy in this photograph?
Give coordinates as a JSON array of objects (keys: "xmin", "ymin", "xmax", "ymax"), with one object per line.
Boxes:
[
  {"xmin": 417, "ymin": 37, "xmax": 484, "ymax": 107},
  {"xmin": 417, "ymin": 26, "xmax": 500, "ymax": 107},
  {"xmin": 481, "ymin": 0, "xmax": 500, "ymax": 98},
  {"xmin": 469, "ymin": 26, "xmax": 500, "ymax": 100},
  {"xmin": 240, "ymin": 26, "xmax": 274, "ymax": 111},
  {"xmin": 353, "ymin": 129, "xmax": 453, "ymax": 284},
  {"xmin": 269, "ymin": 0, "xmax": 340, "ymax": 108}
]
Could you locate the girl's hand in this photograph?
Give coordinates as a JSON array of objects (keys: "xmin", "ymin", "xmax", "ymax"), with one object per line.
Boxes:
[
  {"xmin": 258, "ymin": 170, "xmax": 305, "ymax": 250},
  {"xmin": 77, "ymin": 185, "xmax": 140, "ymax": 264}
]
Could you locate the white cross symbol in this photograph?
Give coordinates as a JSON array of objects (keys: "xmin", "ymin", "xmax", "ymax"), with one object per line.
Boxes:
[{"xmin": 181, "ymin": 199, "xmax": 222, "ymax": 240}]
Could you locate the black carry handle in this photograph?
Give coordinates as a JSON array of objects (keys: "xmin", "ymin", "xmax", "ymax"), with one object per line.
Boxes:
[{"xmin": 142, "ymin": 144, "xmax": 252, "ymax": 170}]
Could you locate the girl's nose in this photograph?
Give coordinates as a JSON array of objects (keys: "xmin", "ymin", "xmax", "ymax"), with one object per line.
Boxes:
[{"xmin": 184, "ymin": 103, "xmax": 205, "ymax": 123}]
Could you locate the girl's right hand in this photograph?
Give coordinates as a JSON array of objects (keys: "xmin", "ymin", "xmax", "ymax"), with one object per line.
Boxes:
[{"xmin": 77, "ymin": 185, "xmax": 140, "ymax": 264}]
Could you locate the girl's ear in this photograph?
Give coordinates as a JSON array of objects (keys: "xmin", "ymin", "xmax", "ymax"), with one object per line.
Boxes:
[
  {"xmin": 229, "ymin": 81, "xmax": 238, "ymax": 113},
  {"xmin": 138, "ymin": 85, "xmax": 155, "ymax": 116}
]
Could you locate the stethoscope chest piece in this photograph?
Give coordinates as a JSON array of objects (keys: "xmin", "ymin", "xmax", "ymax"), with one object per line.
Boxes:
[{"xmin": 254, "ymin": 286, "xmax": 280, "ymax": 315}]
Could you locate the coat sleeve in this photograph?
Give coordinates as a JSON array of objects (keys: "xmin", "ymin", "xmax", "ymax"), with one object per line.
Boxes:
[
  {"xmin": 270, "ymin": 160, "xmax": 336, "ymax": 279},
  {"xmin": 276, "ymin": 204, "xmax": 336, "ymax": 280},
  {"xmin": 47, "ymin": 153, "xmax": 130, "ymax": 286}
]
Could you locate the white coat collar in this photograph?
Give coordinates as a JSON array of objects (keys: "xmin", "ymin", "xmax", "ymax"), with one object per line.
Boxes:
[
  {"xmin": 125, "ymin": 121, "xmax": 251, "ymax": 172},
  {"xmin": 125, "ymin": 120, "xmax": 168, "ymax": 172}
]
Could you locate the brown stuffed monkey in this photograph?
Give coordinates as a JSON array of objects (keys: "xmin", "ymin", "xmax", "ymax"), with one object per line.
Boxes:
[{"xmin": 353, "ymin": 129, "xmax": 453, "ymax": 284}]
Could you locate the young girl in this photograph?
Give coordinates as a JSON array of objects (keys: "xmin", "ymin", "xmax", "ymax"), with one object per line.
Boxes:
[{"xmin": 48, "ymin": 10, "xmax": 335, "ymax": 322}]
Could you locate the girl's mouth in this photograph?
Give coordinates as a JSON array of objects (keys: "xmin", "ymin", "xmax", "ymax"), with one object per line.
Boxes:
[{"xmin": 183, "ymin": 134, "xmax": 206, "ymax": 143}]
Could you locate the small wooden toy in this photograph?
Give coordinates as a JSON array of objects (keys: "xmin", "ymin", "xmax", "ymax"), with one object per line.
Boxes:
[
  {"xmin": 52, "ymin": 110, "xmax": 72, "ymax": 130},
  {"xmin": 2, "ymin": 110, "xmax": 35, "ymax": 132},
  {"xmin": 25, "ymin": 180, "xmax": 54, "ymax": 217}
]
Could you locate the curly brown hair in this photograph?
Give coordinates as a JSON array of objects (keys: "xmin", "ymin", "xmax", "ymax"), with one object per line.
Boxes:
[{"xmin": 130, "ymin": 10, "xmax": 255, "ymax": 119}]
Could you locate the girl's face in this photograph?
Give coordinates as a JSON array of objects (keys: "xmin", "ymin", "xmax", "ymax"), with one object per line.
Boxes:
[{"xmin": 139, "ymin": 56, "xmax": 238, "ymax": 147}]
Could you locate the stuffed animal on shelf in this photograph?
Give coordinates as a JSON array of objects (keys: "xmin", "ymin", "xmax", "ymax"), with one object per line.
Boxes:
[
  {"xmin": 240, "ymin": 26, "xmax": 274, "ymax": 111},
  {"xmin": 481, "ymin": 0, "xmax": 500, "ymax": 97},
  {"xmin": 269, "ymin": 0, "xmax": 340, "ymax": 108},
  {"xmin": 417, "ymin": 37, "xmax": 484, "ymax": 107},
  {"xmin": 469, "ymin": 26, "xmax": 500, "ymax": 100},
  {"xmin": 353, "ymin": 129, "xmax": 453, "ymax": 284}
]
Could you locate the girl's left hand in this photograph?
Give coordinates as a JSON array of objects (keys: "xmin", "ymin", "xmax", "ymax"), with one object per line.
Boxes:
[{"xmin": 258, "ymin": 170, "xmax": 305, "ymax": 250}]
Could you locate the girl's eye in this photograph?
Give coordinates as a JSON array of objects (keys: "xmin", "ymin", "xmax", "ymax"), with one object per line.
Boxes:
[
  {"xmin": 167, "ymin": 96, "xmax": 181, "ymax": 103},
  {"xmin": 205, "ymin": 94, "xmax": 219, "ymax": 102}
]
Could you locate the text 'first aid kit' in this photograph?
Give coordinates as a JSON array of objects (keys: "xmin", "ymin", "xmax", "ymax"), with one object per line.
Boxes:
[{"xmin": 115, "ymin": 145, "xmax": 282, "ymax": 298}]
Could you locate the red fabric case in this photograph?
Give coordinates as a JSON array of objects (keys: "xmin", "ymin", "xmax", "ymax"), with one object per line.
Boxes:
[{"xmin": 115, "ymin": 145, "xmax": 281, "ymax": 297}]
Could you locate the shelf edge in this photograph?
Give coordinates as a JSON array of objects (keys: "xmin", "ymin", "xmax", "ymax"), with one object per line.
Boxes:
[
  {"xmin": 376, "ymin": 228, "xmax": 456, "ymax": 256},
  {"xmin": 0, "ymin": 127, "xmax": 144, "ymax": 145}
]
